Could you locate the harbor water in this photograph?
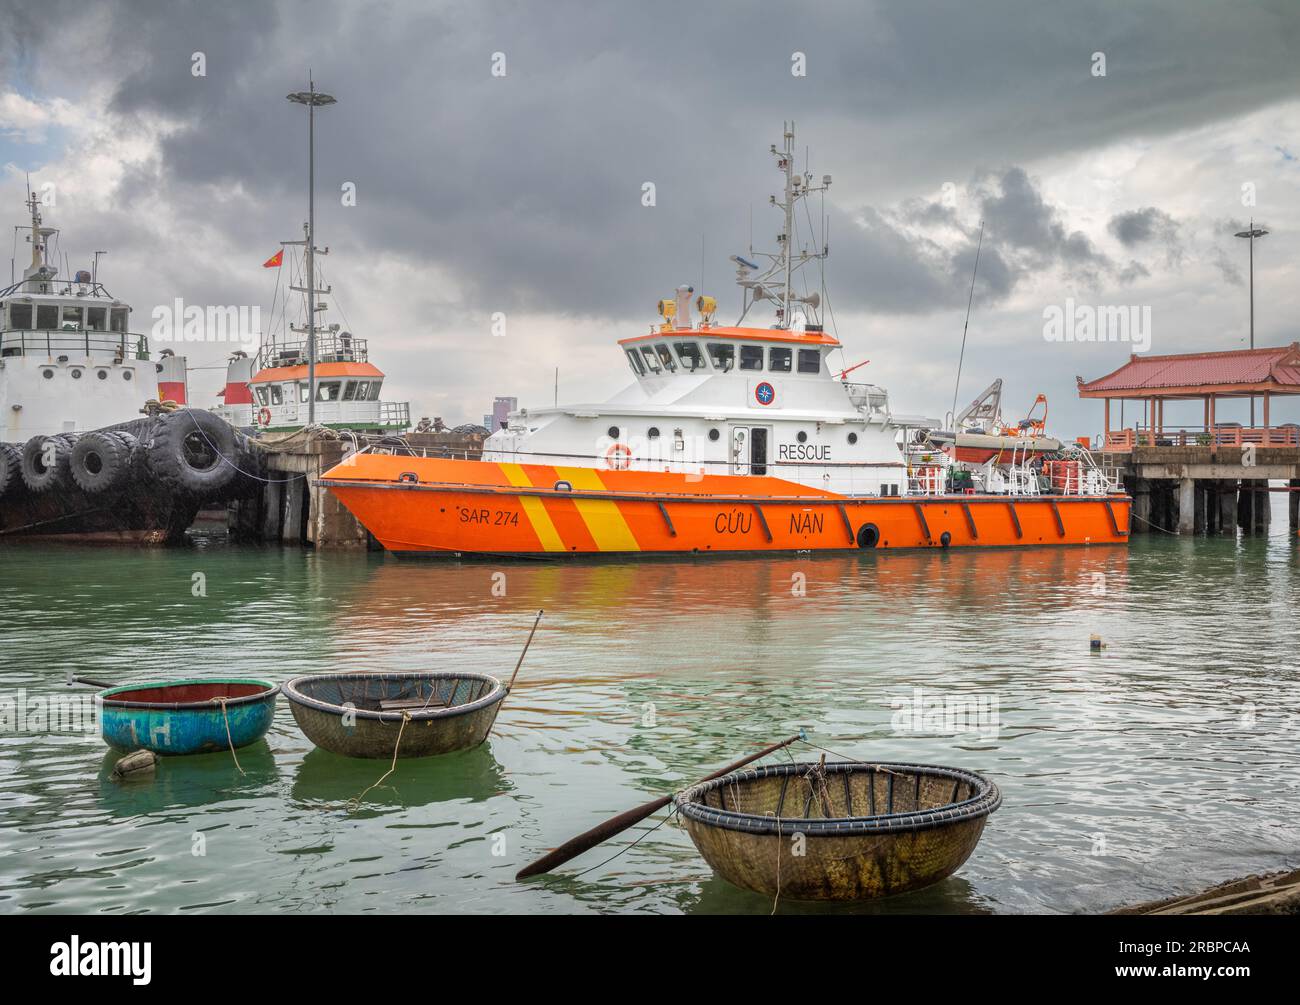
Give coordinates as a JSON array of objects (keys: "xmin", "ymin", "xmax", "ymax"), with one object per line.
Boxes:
[{"xmin": 1, "ymin": 525, "xmax": 1298, "ymax": 914}]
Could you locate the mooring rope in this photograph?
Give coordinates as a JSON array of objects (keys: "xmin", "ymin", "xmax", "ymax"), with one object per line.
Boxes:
[
  {"xmin": 349, "ymin": 711, "xmax": 412, "ymax": 811},
  {"xmin": 213, "ymin": 697, "xmax": 246, "ymax": 776}
]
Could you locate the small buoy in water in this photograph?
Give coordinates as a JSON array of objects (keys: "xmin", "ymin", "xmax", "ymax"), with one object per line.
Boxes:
[
  {"xmin": 111, "ymin": 749, "xmax": 158, "ymax": 781},
  {"xmin": 1090, "ymin": 634, "xmax": 1104, "ymax": 653}
]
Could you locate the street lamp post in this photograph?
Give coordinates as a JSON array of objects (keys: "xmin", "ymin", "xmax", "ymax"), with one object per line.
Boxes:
[
  {"xmin": 1234, "ymin": 221, "xmax": 1268, "ymax": 427},
  {"xmin": 287, "ymin": 80, "xmax": 336, "ymax": 425}
]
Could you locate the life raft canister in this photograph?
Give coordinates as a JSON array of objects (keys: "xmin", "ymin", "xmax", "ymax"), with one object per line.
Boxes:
[
  {"xmin": 605, "ymin": 443, "xmax": 632, "ymax": 470},
  {"xmin": 257, "ymin": 407, "xmax": 272, "ymax": 427}
]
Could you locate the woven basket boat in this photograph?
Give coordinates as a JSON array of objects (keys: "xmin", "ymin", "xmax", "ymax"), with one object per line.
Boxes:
[
  {"xmin": 97, "ymin": 678, "xmax": 279, "ymax": 756},
  {"xmin": 675, "ymin": 760, "xmax": 1001, "ymax": 901},
  {"xmin": 283, "ymin": 671, "xmax": 506, "ymax": 758}
]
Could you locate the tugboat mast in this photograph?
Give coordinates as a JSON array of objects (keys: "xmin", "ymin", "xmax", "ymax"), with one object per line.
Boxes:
[
  {"xmin": 734, "ymin": 122, "xmax": 831, "ymax": 330},
  {"xmin": 286, "ymin": 78, "xmax": 336, "ymax": 425}
]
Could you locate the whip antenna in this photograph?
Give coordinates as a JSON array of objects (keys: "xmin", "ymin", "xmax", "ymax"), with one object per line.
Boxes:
[{"xmin": 950, "ymin": 220, "xmax": 984, "ymax": 426}]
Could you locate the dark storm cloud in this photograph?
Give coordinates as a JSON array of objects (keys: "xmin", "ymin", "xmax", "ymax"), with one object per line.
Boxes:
[{"xmin": 5, "ymin": 0, "xmax": 1300, "ymax": 321}]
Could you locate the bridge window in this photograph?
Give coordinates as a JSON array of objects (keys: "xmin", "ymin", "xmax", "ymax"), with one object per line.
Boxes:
[
  {"xmin": 353, "ymin": 380, "xmax": 369, "ymax": 400},
  {"xmin": 61, "ymin": 306, "xmax": 83, "ymax": 330},
  {"xmin": 768, "ymin": 347, "xmax": 792, "ymax": 372},
  {"xmin": 368, "ymin": 380, "xmax": 382, "ymax": 400},
  {"xmin": 673, "ymin": 341, "xmax": 705, "ymax": 371},
  {"xmin": 316, "ymin": 381, "xmax": 342, "ymax": 402},
  {"xmin": 87, "ymin": 306, "xmax": 107, "ymax": 331},
  {"xmin": 626, "ymin": 349, "xmax": 645, "ymax": 376},
  {"xmin": 8, "ymin": 303, "xmax": 32, "ymax": 329},
  {"xmin": 739, "ymin": 345, "xmax": 764, "ymax": 371},
  {"xmin": 299, "ymin": 382, "xmax": 310, "ymax": 403},
  {"xmin": 342, "ymin": 381, "xmax": 357, "ymax": 401},
  {"xmin": 707, "ymin": 343, "xmax": 735, "ymax": 371},
  {"xmin": 269, "ymin": 384, "xmax": 284, "ymax": 405},
  {"xmin": 639, "ymin": 345, "xmax": 662, "ymax": 373},
  {"xmin": 798, "ymin": 348, "xmax": 821, "ymax": 374},
  {"xmin": 255, "ymin": 386, "xmax": 268, "ymax": 405},
  {"xmin": 654, "ymin": 343, "xmax": 676, "ymax": 371},
  {"xmin": 110, "ymin": 308, "xmax": 128, "ymax": 333},
  {"xmin": 37, "ymin": 305, "xmax": 58, "ymax": 329}
]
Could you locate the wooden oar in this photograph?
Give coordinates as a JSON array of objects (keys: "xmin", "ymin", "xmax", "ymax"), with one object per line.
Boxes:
[
  {"xmin": 68, "ymin": 675, "xmax": 115, "ymax": 689},
  {"xmin": 515, "ymin": 732, "xmax": 802, "ymax": 880}
]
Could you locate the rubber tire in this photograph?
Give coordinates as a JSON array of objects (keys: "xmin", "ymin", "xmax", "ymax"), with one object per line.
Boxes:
[
  {"xmin": 146, "ymin": 408, "xmax": 238, "ymax": 496},
  {"xmin": 20, "ymin": 434, "xmax": 75, "ymax": 493},
  {"xmin": 0, "ymin": 442, "xmax": 21, "ymax": 499},
  {"xmin": 70, "ymin": 430, "xmax": 132, "ymax": 494}
]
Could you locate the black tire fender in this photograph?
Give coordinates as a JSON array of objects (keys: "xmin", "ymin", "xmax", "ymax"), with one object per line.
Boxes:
[
  {"xmin": 20, "ymin": 434, "xmax": 74, "ymax": 493},
  {"xmin": 70, "ymin": 430, "xmax": 131, "ymax": 494},
  {"xmin": 146, "ymin": 408, "xmax": 238, "ymax": 497},
  {"xmin": 0, "ymin": 442, "xmax": 21, "ymax": 499}
]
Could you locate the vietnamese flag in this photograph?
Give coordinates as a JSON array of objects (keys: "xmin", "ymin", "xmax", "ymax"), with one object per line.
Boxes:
[{"xmin": 262, "ymin": 249, "xmax": 283, "ymax": 268}]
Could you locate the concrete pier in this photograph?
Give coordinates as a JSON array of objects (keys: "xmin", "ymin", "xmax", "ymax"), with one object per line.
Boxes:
[
  {"xmin": 223, "ymin": 430, "xmax": 484, "ymax": 548},
  {"xmin": 1110, "ymin": 446, "xmax": 1298, "ymax": 536}
]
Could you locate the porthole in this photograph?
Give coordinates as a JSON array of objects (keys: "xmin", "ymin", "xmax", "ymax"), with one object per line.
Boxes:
[
  {"xmin": 708, "ymin": 428, "xmax": 720, "ymax": 441},
  {"xmin": 123, "ymin": 370, "xmax": 133, "ymax": 381},
  {"xmin": 647, "ymin": 427, "xmax": 660, "ymax": 439},
  {"xmin": 97, "ymin": 370, "xmax": 108, "ymax": 380},
  {"xmin": 42, "ymin": 368, "xmax": 54, "ymax": 379},
  {"xmin": 71, "ymin": 368, "xmax": 82, "ymax": 379},
  {"xmin": 607, "ymin": 425, "xmax": 620, "ymax": 439},
  {"xmin": 796, "ymin": 431, "xmax": 808, "ymax": 443},
  {"xmin": 848, "ymin": 432, "xmax": 858, "ymax": 445}
]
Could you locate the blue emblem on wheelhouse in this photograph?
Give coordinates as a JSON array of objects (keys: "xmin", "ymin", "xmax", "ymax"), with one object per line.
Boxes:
[{"xmin": 755, "ymin": 381, "xmax": 775, "ymax": 406}]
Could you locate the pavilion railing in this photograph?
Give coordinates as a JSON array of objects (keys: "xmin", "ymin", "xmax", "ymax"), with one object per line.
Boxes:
[{"xmin": 1103, "ymin": 426, "xmax": 1300, "ymax": 451}]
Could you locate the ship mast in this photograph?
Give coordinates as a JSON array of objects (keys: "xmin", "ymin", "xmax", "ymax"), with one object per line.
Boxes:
[
  {"xmin": 286, "ymin": 78, "xmax": 336, "ymax": 425},
  {"xmin": 733, "ymin": 122, "xmax": 831, "ymax": 330}
]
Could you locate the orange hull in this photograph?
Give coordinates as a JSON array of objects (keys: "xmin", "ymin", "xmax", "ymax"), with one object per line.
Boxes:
[{"xmin": 319, "ymin": 455, "xmax": 1131, "ymax": 557}]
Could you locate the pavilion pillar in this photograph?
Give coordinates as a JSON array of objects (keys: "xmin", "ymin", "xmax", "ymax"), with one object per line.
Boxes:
[
  {"xmin": 1263, "ymin": 391, "xmax": 1270, "ymax": 437},
  {"xmin": 1104, "ymin": 398, "xmax": 1110, "ymax": 443},
  {"xmin": 1290, "ymin": 479, "xmax": 1299, "ymax": 532},
  {"xmin": 1208, "ymin": 394, "xmax": 1216, "ymax": 454}
]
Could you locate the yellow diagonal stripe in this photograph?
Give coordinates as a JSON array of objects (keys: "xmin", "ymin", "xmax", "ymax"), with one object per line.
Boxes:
[
  {"xmin": 554, "ymin": 467, "xmax": 641, "ymax": 553},
  {"xmin": 499, "ymin": 464, "xmax": 565, "ymax": 552}
]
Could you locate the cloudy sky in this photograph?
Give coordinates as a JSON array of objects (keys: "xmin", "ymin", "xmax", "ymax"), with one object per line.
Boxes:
[{"xmin": 3, "ymin": 0, "xmax": 1300, "ymax": 435}]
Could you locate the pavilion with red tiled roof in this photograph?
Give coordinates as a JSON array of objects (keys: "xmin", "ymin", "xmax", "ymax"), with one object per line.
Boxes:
[{"xmin": 1078, "ymin": 342, "xmax": 1300, "ymax": 451}]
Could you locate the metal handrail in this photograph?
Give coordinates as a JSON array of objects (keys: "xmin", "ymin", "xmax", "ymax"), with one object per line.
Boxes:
[{"xmin": 0, "ymin": 328, "xmax": 150, "ymax": 358}]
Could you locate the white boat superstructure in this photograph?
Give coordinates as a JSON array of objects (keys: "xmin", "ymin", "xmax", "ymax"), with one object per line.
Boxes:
[{"xmin": 0, "ymin": 190, "xmax": 180, "ymax": 439}]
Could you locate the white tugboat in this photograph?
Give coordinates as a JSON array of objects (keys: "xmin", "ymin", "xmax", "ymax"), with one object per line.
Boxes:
[
  {"xmin": 0, "ymin": 189, "xmax": 257, "ymax": 542},
  {"xmin": 0, "ymin": 188, "xmax": 188, "ymax": 440}
]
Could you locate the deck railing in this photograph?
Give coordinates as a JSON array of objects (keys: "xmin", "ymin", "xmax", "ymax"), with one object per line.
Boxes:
[
  {"xmin": 0, "ymin": 328, "xmax": 150, "ymax": 359},
  {"xmin": 1103, "ymin": 426, "xmax": 1300, "ymax": 451}
]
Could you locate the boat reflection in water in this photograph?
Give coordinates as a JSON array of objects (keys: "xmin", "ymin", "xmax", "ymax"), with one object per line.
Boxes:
[
  {"xmin": 94, "ymin": 743, "xmax": 280, "ymax": 820},
  {"xmin": 289, "ymin": 744, "xmax": 510, "ymax": 811}
]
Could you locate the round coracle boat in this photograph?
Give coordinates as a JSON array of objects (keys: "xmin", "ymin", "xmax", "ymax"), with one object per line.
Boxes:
[
  {"xmin": 675, "ymin": 760, "xmax": 1001, "ymax": 901},
  {"xmin": 283, "ymin": 671, "xmax": 506, "ymax": 758},
  {"xmin": 97, "ymin": 678, "xmax": 279, "ymax": 756}
]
